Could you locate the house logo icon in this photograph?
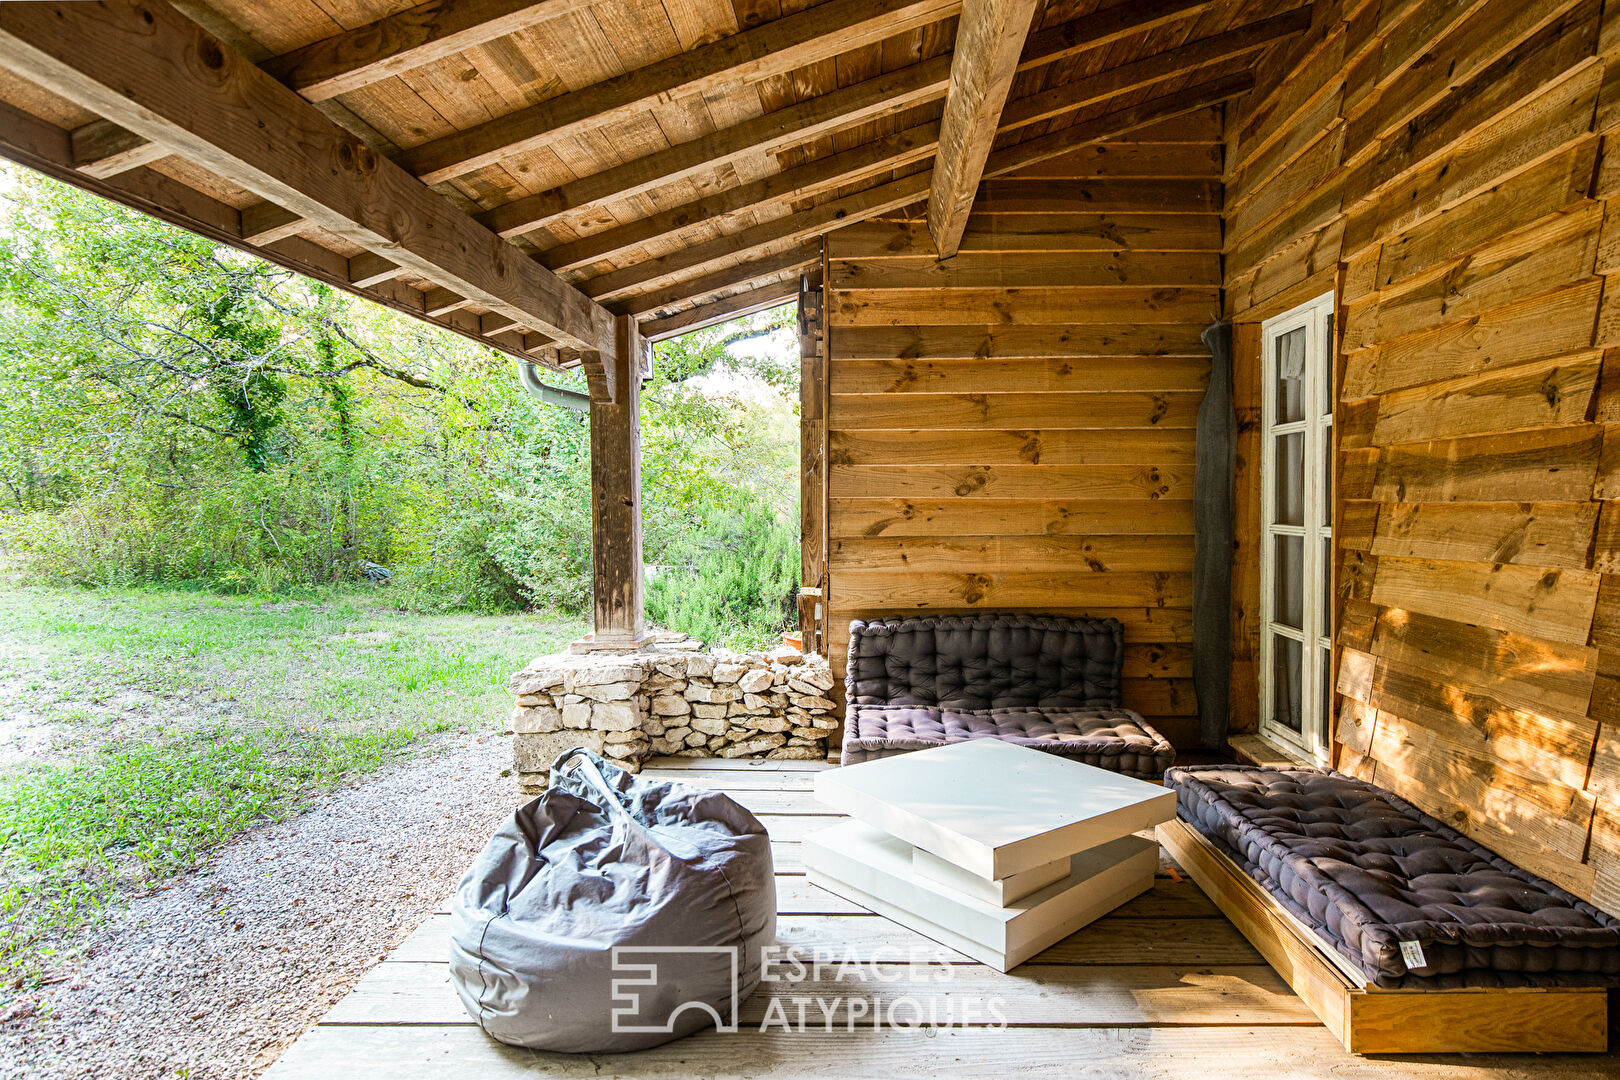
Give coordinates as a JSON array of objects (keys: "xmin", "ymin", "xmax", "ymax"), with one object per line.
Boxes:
[{"xmin": 609, "ymin": 946, "xmax": 741, "ymax": 1034}]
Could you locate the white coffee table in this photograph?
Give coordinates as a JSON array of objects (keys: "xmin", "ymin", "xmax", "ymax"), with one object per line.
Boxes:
[{"xmin": 804, "ymin": 739, "xmax": 1175, "ymax": 971}]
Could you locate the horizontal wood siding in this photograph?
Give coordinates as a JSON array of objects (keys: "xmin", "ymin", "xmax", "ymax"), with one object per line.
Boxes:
[
  {"xmin": 823, "ymin": 117, "xmax": 1220, "ymax": 749},
  {"xmin": 1224, "ymin": 0, "xmax": 1620, "ymax": 909}
]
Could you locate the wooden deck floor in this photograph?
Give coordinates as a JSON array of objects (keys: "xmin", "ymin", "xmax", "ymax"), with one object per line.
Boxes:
[{"xmin": 264, "ymin": 757, "xmax": 1617, "ymax": 1079}]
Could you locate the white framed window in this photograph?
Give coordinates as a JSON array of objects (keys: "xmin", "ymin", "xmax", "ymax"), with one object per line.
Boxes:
[{"xmin": 1259, "ymin": 292, "xmax": 1335, "ymax": 761}]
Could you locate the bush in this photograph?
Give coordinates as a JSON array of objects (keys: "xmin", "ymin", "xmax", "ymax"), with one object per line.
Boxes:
[{"xmin": 648, "ymin": 505, "xmax": 798, "ymax": 650}]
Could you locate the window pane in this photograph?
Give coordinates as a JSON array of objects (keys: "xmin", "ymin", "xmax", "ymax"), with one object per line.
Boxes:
[
  {"xmin": 1275, "ymin": 432, "xmax": 1304, "ymax": 526},
  {"xmin": 1322, "ymin": 535, "xmax": 1332, "ymax": 626},
  {"xmin": 1275, "ymin": 534, "xmax": 1304, "ymax": 630},
  {"xmin": 1275, "ymin": 326, "xmax": 1305, "ymax": 423},
  {"xmin": 1272, "ymin": 635, "xmax": 1303, "ymax": 733},
  {"xmin": 1319, "ymin": 647, "xmax": 1333, "ymax": 747},
  {"xmin": 1321, "ymin": 310, "xmax": 1335, "ymax": 417}
]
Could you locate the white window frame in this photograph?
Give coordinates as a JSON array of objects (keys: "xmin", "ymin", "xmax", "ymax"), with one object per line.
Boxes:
[{"xmin": 1258, "ymin": 292, "xmax": 1335, "ymax": 762}]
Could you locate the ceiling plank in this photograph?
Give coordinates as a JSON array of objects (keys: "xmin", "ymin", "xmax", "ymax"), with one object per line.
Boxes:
[
  {"xmin": 0, "ymin": 0, "xmax": 617, "ymax": 365},
  {"xmin": 614, "ymin": 71, "xmax": 1253, "ymax": 310},
  {"xmin": 397, "ymin": 0, "xmax": 961, "ymax": 185},
  {"xmin": 260, "ymin": 0, "xmax": 598, "ymax": 103},
  {"xmin": 927, "ymin": 0, "xmax": 1041, "ymax": 259},
  {"xmin": 541, "ymin": 121, "xmax": 943, "ymax": 272},
  {"xmin": 999, "ymin": 7, "xmax": 1312, "ymax": 134},
  {"xmin": 474, "ymin": 0, "xmax": 1217, "ymax": 247},
  {"xmin": 476, "ymin": 56, "xmax": 954, "ymax": 240},
  {"xmin": 614, "ymin": 248, "xmax": 819, "ymax": 317}
]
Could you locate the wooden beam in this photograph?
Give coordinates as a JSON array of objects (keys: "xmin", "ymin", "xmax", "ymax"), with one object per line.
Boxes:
[
  {"xmin": 540, "ymin": 121, "xmax": 943, "ymax": 272},
  {"xmin": 1015, "ymin": 0, "xmax": 1216, "ymax": 74},
  {"xmin": 69, "ymin": 0, "xmax": 600, "ymax": 175},
  {"xmin": 397, "ymin": 0, "xmax": 960, "ymax": 185},
  {"xmin": 584, "ymin": 315, "xmax": 647, "ymax": 644},
  {"xmin": 614, "ymin": 247, "xmax": 819, "ymax": 317},
  {"xmin": 260, "ymin": 0, "xmax": 598, "ymax": 103},
  {"xmin": 999, "ymin": 7, "xmax": 1312, "ymax": 134},
  {"xmin": 475, "ymin": 0, "xmax": 1212, "ymax": 244},
  {"xmin": 927, "ymin": 0, "xmax": 1042, "ymax": 259},
  {"xmin": 640, "ymin": 280, "xmax": 800, "ymax": 341},
  {"xmin": 0, "ymin": 1, "xmax": 618, "ymax": 364},
  {"xmin": 475, "ymin": 56, "xmax": 954, "ymax": 240},
  {"xmin": 582, "ymin": 73, "xmax": 1251, "ymax": 302},
  {"xmin": 347, "ymin": 252, "xmax": 406, "ymax": 288}
]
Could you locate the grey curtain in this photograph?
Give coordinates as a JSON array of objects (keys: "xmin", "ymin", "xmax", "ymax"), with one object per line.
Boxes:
[{"xmin": 1194, "ymin": 322, "xmax": 1234, "ymax": 749}]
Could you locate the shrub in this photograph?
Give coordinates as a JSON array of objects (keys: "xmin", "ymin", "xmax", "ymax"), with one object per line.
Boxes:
[{"xmin": 648, "ymin": 505, "xmax": 798, "ymax": 650}]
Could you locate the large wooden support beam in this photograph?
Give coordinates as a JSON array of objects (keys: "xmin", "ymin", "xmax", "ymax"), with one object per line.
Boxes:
[
  {"xmin": 798, "ymin": 269, "xmax": 828, "ymax": 656},
  {"xmin": 640, "ymin": 280, "xmax": 800, "ymax": 341},
  {"xmin": 581, "ymin": 315, "xmax": 648, "ymax": 648},
  {"xmin": 927, "ymin": 0, "xmax": 1041, "ymax": 259},
  {"xmin": 398, "ymin": 0, "xmax": 960, "ymax": 185},
  {"xmin": 0, "ymin": 1, "xmax": 618, "ymax": 367}
]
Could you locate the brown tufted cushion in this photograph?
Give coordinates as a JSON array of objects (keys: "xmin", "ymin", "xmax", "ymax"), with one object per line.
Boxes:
[
  {"xmin": 1168, "ymin": 764, "xmax": 1620, "ymax": 989},
  {"xmin": 842, "ymin": 704, "xmax": 1174, "ymax": 779}
]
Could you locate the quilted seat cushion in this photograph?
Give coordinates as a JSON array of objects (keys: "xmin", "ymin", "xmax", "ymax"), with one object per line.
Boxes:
[
  {"xmin": 1168, "ymin": 764, "xmax": 1620, "ymax": 989},
  {"xmin": 844, "ymin": 705, "xmax": 1174, "ymax": 779},
  {"xmin": 844, "ymin": 615, "xmax": 1123, "ymax": 711}
]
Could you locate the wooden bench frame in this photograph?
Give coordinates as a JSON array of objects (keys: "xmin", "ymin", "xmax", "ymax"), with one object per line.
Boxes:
[{"xmin": 1157, "ymin": 818, "xmax": 1610, "ymax": 1054}]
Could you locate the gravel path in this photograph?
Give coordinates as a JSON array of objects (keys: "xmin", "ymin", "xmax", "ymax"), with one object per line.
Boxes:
[{"xmin": 0, "ymin": 732, "xmax": 520, "ymax": 1080}]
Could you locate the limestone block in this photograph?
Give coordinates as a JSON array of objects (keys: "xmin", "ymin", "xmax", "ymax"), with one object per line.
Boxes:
[
  {"xmin": 740, "ymin": 714, "xmax": 790, "ymax": 733},
  {"xmin": 796, "ymin": 666, "xmax": 835, "ymax": 692},
  {"xmin": 651, "ymin": 694, "xmax": 691, "ymax": 717},
  {"xmin": 723, "ymin": 733, "xmax": 788, "ymax": 757},
  {"xmin": 793, "ymin": 724, "xmax": 837, "ymax": 738},
  {"xmin": 768, "ymin": 647, "xmax": 803, "ymax": 666},
  {"xmin": 651, "ymin": 737, "xmax": 681, "ymax": 755},
  {"xmin": 685, "ymin": 684, "xmax": 741, "ymax": 704},
  {"xmin": 510, "ymin": 668, "xmax": 565, "ymax": 696},
  {"xmin": 685, "ymin": 655, "xmax": 715, "ymax": 677},
  {"xmin": 592, "ymin": 701, "xmax": 642, "ymax": 732},
  {"xmin": 654, "ymin": 660, "xmax": 686, "ymax": 678},
  {"xmin": 570, "ymin": 680, "xmax": 636, "ymax": 702},
  {"xmin": 738, "ymin": 669, "xmax": 774, "ymax": 694},
  {"xmin": 602, "ymin": 740, "xmax": 645, "ymax": 760},
  {"xmin": 792, "ymin": 695, "xmax": 836, "ymax": 711},
  {"xmin": 743, "ymin": 693, "xmax": 774, "ymax": 710},
  {"xmin": 769, "ymin": 746, "xmax": 825, "ymax": 760},
  {"xmin": 510, "ymin": 704, "xmax": 562, "ymax": 734},
  {"xmin": 604, "ymin": 728, "xmax": 646, "ymax": 744},
  {"xmin": 691, "ymin": 715, "xmax": 727, "ymax": 736},
  {"xmin": 684, "ymin": 730, "xmax": 709, "ymax": 747},
  {"xmin": 561, "ymin": 703, "xmax": 593, "ymax": 729},
  {"xmin": 711, "ymin": 663, "xmax": 747, "ymax": 684},
  {"xmin": 515, "ymin": 693, "xmax": 553, "ymax": 708},
  {"xmin": 565, "ymin": 663, "xmax": 646, "ymax": 691},
  {"xmin": 513, "ymin": 729, "xmax": 605, "ymax": 775},
  {"xmin": 692, "ymin": 702, "xmax": 728, "ymax": 719}
]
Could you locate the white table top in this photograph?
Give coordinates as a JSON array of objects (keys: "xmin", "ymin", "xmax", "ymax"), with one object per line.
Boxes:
[{"xmin": 815, "ymin": 739, "xmax": 1176, "ymax": 879}]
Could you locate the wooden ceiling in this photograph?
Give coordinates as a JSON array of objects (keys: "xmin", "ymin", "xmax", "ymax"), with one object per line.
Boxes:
[{"xmin": 0, "ymin": 0, "xmax": 1305, "ymax": 377}]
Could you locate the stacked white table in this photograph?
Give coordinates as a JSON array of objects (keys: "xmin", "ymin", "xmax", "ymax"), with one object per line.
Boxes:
[{"xmin": 804, "ymin": 739, "xmax": 1176, "ymax": 972}]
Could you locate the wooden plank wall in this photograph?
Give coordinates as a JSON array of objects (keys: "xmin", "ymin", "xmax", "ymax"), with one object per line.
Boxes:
[
  {"xmin": 821, "ymin": 111, "xmax": 1223, "ymax": 748},
  {"xmin": 1224, "ymin": 0, "xmax": 1620, "ymax": 911}
]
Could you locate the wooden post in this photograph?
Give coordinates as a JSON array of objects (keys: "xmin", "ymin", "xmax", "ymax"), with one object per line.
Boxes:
[
  {"xmin": 798, "ymin": 268, "xmax": 828, "ymax": 654},
  {"xmin": 577, "ymin": 315, "xmax": 648, "ymax": 651}
]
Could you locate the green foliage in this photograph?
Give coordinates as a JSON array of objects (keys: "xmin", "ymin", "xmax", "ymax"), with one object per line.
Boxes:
[
  {"xmin": 648, "ymin": 504, "xmax": 799, "ymax": 650},
  {"xmin": 0, "ymin": 162, "xmax": 801, "ymax": 646}
]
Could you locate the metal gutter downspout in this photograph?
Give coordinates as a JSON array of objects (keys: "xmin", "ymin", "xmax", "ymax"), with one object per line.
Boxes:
[{"xmin": 517, "ymin": 360, "xmax": 591, "ymax": 413}]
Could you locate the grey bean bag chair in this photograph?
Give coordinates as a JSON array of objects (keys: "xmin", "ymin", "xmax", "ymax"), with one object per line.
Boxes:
[{"xmin": 450, "ymin": 747, "xmax": 775, "ymax": 1051}]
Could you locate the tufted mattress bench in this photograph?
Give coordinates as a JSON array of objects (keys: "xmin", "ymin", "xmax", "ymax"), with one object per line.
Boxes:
[
  {"xmin": 1158, "ymin": 763, "xmax": 1619, "ymax": 1053},
  {"xmin": 841, "ymin": 614, "xmax": 1174, "ymax": 779}
]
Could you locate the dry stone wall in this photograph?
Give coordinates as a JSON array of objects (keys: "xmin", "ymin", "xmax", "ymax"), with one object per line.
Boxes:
[{"xmin": 507, "ymin": 636, "xmax": 836, "ymax": 794}]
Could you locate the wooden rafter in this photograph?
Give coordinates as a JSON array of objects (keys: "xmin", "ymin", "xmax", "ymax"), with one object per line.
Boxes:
[
  {"xmin": 0, "ymin": 1, "xmax": 619, "ymax": 381},
  {"xmin": 68, "ymin": 0, "xmax": 600, "ymax": 177},
  {"xmin": 613, "ymin": 248, "xmax": 819, "ymax": 318},
  {"xmin": 260, "ymin": 0, "xmax": 599, "ymax": 102},
  {"xmin": 927, "ymin": 0, "xmax": 1042, "ymax": 259},
  {"xmin": 615, "ymin": 72, "xmax": 1254, "ymax": 317},
  {"xmin": 396, "ymin": 0, "xmax": 962, "ymax": 185},
  {"xmin": 641, "ymin": 281, "xmax": 802, "ymax": 342},
  {"xmin": 481, "ymin": 0, "xmax": 1230, "ymax": 250},
  {"xmin": 999, "ymin": 7, "xmax": 1312, "ymax": 134}
]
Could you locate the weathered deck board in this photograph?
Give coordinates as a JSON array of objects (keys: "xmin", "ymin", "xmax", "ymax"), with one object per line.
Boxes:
[{"xmin": 262, "ymin": 762, "xmax": 1613, "ymax": 1078}]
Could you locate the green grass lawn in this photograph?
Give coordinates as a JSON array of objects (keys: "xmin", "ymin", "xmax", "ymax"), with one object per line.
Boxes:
[{"xmin": 0, "ymin": 581, "xmax": 583, "ymax": 983}]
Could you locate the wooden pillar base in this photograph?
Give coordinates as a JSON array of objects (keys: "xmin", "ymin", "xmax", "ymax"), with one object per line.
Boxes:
[{"xmin": 568, "ymin": 631, "xmax": 653, "ymax": 655}]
